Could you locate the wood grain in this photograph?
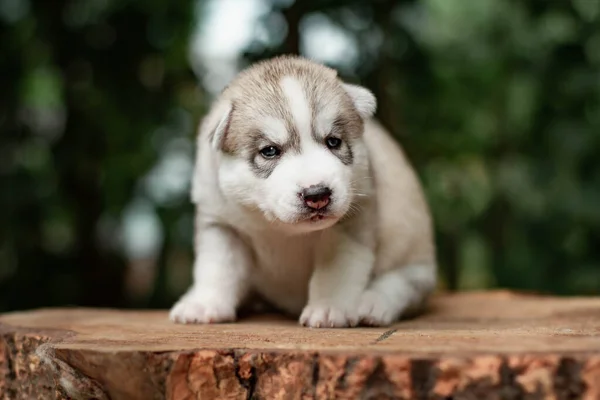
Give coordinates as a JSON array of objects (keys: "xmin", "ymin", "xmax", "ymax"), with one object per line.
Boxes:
[{"xmin": 1, "ymin": 291, "xmax": 599, "ymax": 399}]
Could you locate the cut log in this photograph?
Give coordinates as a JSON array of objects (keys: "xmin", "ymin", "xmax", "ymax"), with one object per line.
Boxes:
[{"xmin": 1, "ymin": 291, "xmax": 600, "ymax": 399}]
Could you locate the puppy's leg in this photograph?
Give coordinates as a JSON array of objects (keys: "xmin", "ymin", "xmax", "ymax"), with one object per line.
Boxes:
[
  {"xmin": 170, "ymin": 223, "xmax": 252, "ymax": 324},
  {"xmin": 300, "ymin": 231, "xmax": 373, "ymax": 328},
  {"xmin": 358, "ymin": 263, "xmax": 436, "ymax": 326}
]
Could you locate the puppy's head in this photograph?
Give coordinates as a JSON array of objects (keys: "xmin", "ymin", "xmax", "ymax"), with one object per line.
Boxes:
[{"xmin": 207, "ymin": 56, "xmax": 376, "ymax": 233}]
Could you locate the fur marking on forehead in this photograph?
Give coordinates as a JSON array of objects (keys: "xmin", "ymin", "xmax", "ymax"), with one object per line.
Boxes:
[
  {"xmin": 261, "ymin": 116, "xmax": 289, "ymax": 145},
  {"xmin": 280, "ymin": 76, "xmax": 312, "ymax": 142},
  {"xmin": 313, "ymin": 101, "xmax": 339, "ymax": 139},
  {"xmin": 215, "ymin": 56, "xmax": 373, "ymax": 157}
]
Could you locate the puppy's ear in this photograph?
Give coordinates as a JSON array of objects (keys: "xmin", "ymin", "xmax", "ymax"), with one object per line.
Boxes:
[
  {"xmin": 342, "ymin": 83, "xmax": 377, "ymax": 119},
  {"xmin": 203, "ymin": 100, "xmax": 233, "ymax": 151},
  {"xmin": 191, "ymin": 100, "xmax": 233, "ymax": 203}
]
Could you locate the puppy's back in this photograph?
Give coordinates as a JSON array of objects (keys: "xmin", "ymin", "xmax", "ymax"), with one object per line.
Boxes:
[{"xmin": 363, "ymin": 119, "xmax": 435, "ymax": 272}]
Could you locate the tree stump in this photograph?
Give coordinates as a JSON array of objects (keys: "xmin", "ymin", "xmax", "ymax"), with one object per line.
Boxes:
[{"xmin": 1, "ymin": 291, "xmax": 599, "ymax": 399}]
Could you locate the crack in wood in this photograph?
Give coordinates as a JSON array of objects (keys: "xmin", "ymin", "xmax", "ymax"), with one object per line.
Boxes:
[
  {"xmin": 411, "ymin": 359, "xmax": 437, "ymax": 400},
  {"xmin": 233, "ymin": 351, "xmax": 256, "ymax": 400},
  {"xmin": 498, "ymin": 360, "xmax": 528, "ymax": 400},
  {"xmin": 337, "ymin": 356, "xmax": 359, "ymax": 390},
  {"xmin": 372, "ymin": 328, "xmax": 397, "ymax": 344},
  {"xmin": 362, "ymin": 358, "xmax": 396, "ymax": 399},
  {"xmin": 1, "ymin": 334, "xmax": 17, "ymax": 398},
  {"xmin": 4, "ymin": 335, "xmax": 17, "ymax": 382},
  {"xmin": 554, "ymin": 357, "xmax": 586, "ymax": 398},
  {"xmin": 310, "ymin": 353, "xmax": 320, "ymax": 390}
]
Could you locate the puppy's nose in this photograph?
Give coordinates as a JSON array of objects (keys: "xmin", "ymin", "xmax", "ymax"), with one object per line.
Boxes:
[{"xmin": 301, "ymin": 185, "xmax": 332, "ymax": 210}]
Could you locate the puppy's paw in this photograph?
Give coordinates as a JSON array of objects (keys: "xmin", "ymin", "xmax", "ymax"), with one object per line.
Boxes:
[
  {"xmin": 357, "ymin": 290, "xmax": 399, "ymax": 327},
  {"xmin": 300, "ymin": 302, "xmax": 358, "ymax": 328},
  {"xmin": 169, "ymin": 294, "xmax": 236, "ymax": 324}
]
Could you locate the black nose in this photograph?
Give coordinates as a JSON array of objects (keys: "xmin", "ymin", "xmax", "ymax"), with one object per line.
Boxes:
[{"xmin": 301, "ymin": 185, "xmax": 332, "ymax": 210}]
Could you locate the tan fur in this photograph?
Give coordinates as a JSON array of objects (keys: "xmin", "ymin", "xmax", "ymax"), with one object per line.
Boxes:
[
  {"xmin": 209, "ymin": 56, "xmax": 362, "ymax": 154},
  {"xmin": 363, "ymin": 119, "xmax": 436, "ymax": 267}
]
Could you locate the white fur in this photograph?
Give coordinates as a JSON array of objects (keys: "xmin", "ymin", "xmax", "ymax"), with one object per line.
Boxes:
[
  {"xmin": 171, "ymin": 59, "xmax": 436, "ymax": 328},
  {"xmin": 216, "ymin": 75, "xmax": 357, "ymax": 233},
  {"xmin": 358, "ymin": 263, "xmax": 437, "ymax": 325},
  {"xmin": 191, "ymin": 100, "xmax": 232, "ymax": 203},
  {"xmin": 263, "ymin": 146, "xmax": 353, "ymax": 227},
  {"xmin": 261, "ymin": 116, "xmax": 289, "ymax": 144},
  {"xmin": 300, "ymin": 229, "xmax": 374, "ymax": 327},
  {"xmin": 170, "ymin": 223, "xmax": 252, "ymax": 323},
  {"xmin": 314, "ymin": 102, "xmax": 338, "ymax": 138},
  {"xmin": 342, "ymin": 83, "xmax": 377, "ymax": 118},
  {"xmin": 209, "ymin": 101, "xmax": 233, "ymax": 150},
  {"xmin": 280, "ymin": 76, "xmax": 312, "ymax": 139}
]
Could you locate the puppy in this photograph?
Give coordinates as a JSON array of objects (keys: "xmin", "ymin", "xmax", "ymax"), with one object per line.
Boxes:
[{"xmin": 170, "ymin": 56, "xmax": 437, "ymax": 328}]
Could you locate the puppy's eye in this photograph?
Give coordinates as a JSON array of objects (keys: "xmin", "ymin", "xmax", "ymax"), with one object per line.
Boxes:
[
  {"xmin": 326, "ymin": 137, "xmax": 342, "ymax": 149},
  {"xmin": 259, "ymin": 145, "xmax": 281, "ymax": 159}
]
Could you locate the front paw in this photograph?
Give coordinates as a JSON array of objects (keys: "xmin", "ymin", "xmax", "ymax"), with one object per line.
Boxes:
[
  {"xmin": 170, "ymin": 294, "xmax": 236, "ymax": 324},
  {"xmin": 357, "ymin": 290, "xmax": 398, "ymax": 327},
  {"xmin": 300, "ymin": 302, "xmax": 358, "ymax": 328}
]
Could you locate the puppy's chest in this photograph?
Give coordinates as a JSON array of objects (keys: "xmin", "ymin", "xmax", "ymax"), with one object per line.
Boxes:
[{"xmin": 247, "ymin": 234, "xmax": 317, "ymax": 314}]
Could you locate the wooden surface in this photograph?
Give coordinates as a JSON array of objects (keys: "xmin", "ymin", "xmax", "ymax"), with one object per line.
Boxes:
[{"xmin": 1, "ymin": 291, "xmax": 599, "ymax": 399}]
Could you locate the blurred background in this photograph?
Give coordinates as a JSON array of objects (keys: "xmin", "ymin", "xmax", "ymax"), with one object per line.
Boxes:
[{"xmin": 1, "ymin": 0, "xmax": 599, "ymax": 312}]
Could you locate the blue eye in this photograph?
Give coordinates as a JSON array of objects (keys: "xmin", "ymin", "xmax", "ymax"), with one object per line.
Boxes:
[
  {"xmin": 326, "ymin": 137, "xmax": 342, "ymax": 149},
  {"xmin": 259, "ymin": 146, "xmax": 281, "ymax": 159}
]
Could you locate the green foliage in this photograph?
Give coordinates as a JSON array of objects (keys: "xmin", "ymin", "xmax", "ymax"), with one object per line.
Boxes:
[
  {"xmin": 0, "ymin": 0, "xmax": 598, "ymax": 312},
  {"xmin": 0, "ymin": 0, "xmax": 200, "ymax": 310}
]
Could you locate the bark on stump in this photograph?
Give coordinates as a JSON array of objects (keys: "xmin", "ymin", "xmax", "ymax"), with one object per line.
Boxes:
[{"xmin": 1, "ymin": 291, "xmax": 599, "ymax": 399}]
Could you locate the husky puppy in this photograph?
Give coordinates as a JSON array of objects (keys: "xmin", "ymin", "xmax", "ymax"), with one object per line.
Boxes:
[{"xmin": 170, "ymin": 56, "xmax": 436, "ymax": 328}]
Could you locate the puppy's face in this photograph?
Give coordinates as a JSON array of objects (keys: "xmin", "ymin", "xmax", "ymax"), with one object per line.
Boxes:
[{"xmin": 209, "ymin": 58, "xmax": 376, "ymax": 233}]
